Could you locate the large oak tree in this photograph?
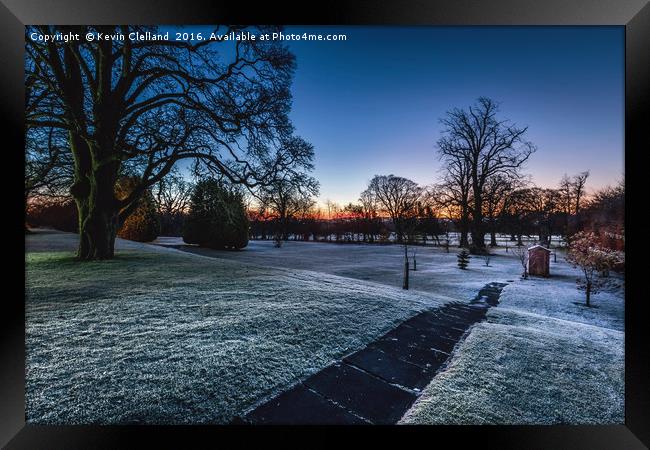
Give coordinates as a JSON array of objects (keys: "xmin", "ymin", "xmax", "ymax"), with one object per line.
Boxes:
[
  {"xmin": 25, "ymin": 25, "xmax": 305, "ymax": 259},
  {"xmin": 437, "ymin": 97, "xmax": 535, "ymax": 253}
]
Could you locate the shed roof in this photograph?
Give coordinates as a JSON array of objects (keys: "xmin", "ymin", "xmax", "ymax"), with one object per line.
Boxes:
[{"xmin": 528, "ymin": 244, "xmax": 551, "ymax": 252}]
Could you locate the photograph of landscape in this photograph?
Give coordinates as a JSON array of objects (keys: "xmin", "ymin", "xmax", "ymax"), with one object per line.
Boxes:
[{"xmin": 25, "ymin": 25, "xmax": 625, "ymax": 425}]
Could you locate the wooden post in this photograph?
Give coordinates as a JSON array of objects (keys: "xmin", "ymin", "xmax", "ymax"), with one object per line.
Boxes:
[{"xmin": 403, "ymin": 258, "xmax": 409, "ymax": 289}]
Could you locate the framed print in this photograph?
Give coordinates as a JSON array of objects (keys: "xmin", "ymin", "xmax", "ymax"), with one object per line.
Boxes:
[{"xmin": 2, "ymin": 0, "xmax": 649, "ymax": 447}]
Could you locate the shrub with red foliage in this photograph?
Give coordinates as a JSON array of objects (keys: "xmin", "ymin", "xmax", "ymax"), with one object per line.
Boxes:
[
  {"xmin": 566, "ymin": 231, "xmax": 624, "ymax": 306},
  {"xmin": 116, "ymin": 177, "xmax": 160, "ymax": 242}
]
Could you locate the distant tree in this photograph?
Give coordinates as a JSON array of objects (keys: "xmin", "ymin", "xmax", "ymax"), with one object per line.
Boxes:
[
  {"xmin": 482, "ymin": 174, "xmax": 518, "ymax": 247},
  {"xmin": 415, "ymin": 201, "xmax": 443, "ymax": 245},
  {"xmin": 457, "ymin": 249, "xmax": 470, "ymax": 270},
  {"xmin": 483, "ymin": 254, "xmax": 492, "ymax": 267},
  {"xmin": 26, "ymin": 197, "xmax": 78, "ymax": 232},
  {"xmin": 116, "ymin": 177, "xmax": 160, "ymax": 242},
  {"xmin": 582, "ymin": 180, "xmax": 624, "ymax": 253},
  {"xmin": 254, "ymin": 139, "xmax": 319, "ymax": 240},
  {"xmin": 572, "ymin": 171, "xmax": 590, "ymax": 217},
  {"xmin": 324, "ymin": 199, "xmax": 340, "ymax": 241},
  {"xmin": 153, "ymin": 169, "xmax": 193, "ymax": 236},
  {"xmin": 526, "ymin": 187, "xmax": 561, "ymax": 246},
  {"xmin": 558, "ymin": 171, "xmax": 590, "ymax": 237},
  {"xmin": 361, "ymin": 174, "xmax": 422, "ymax": 242},
  {"xmin": 359, "ymin": 190, "xmax": 381, "ymax": 242},
  {"xmin": 438, "ymin": 97, "xmax": 535, "ymax": 253},
  {"xmin": 433, "ymin": 155, "xmax": 472, "ymax": 247},
  {"xmin": 566, "ymin": 231, "xmax": 623, "ymax": 307},
  {"xmin": 25, "ymin": 126, "xmax": 73, "ymax": 204},
  {"xmin": 183, "ymin": 179, "xmax": 249, "ymax": 249},
  {"xmin": 502, "ymin": 188, "xmax": 536, "ymax": 245}
]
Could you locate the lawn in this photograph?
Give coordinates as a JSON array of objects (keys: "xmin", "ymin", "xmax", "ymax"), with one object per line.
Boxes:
[
  {"xmin": 400, "ymin": 266, "xmax": 624, "ymax": 424},
  {"xmin": 25, "ymin": 230, "xmax": 452, "ymax": 424},
  {"xmin": 399, "ymin": 308, "xmax": 624, "ymax": 424},
  {"xmin": 26, "ymin": 230, "xmax": 625, "ymax": 424}
]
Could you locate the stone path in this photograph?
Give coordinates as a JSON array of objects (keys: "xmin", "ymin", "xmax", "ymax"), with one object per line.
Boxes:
[{"xmin": 238, "ymin": 282, "xmax": 508, "ymax": 425}]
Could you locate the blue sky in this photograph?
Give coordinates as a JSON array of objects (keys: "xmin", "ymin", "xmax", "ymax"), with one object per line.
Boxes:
[
  {"xmin": 284, "ymin": 26, "xmax": 624, "ymax": 205},
  {"xmin": 167, "ymin": 26, "xmax": 624, "ymax": 206}
]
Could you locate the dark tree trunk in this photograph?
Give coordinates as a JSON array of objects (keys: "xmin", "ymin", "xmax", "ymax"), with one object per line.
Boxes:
[
  {"xmin": 73, "ymin": 164, "xmax": 120, "ymax": 260},
  {"xmin": 470, "ymin": 221, "xmax": 486, "ymax": 251},
  {"xmin": 490, "ymin": 230, "xmax": 497, "ymax": 247},
  {"xmin": 394, "ymin": 217, "xmax": 403, "ymax": 243},
  {"xmin": 459, "ymin": 230, "xmax": 469, "ymax": 248},
  {"xmin": 69, "ymin": 134, "xmax": 121, "ymax": 260},
  {"xmin": 458, "ymin": 207, "xmax": 470, "ymax": 248},
  {"xmin": 585, "ymin": 282, "xmax": 591, "ymax": 307},
  {"xmin": 470, "ymin": 186, "xmax": 486, "ymax": 253}
]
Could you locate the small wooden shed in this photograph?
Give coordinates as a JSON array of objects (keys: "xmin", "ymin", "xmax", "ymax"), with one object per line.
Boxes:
[{"xmin": 528, "ymin": 245, "xmax": 551, "ymax": 277}]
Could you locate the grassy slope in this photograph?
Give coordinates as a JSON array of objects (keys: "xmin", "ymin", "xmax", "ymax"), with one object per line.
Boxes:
[
  {"xmin": 26, "ymin": 231, "xmax": 452, "ymax": 424},
  {"xmin": 401, "ymin": 286, "xmax": 625, "ymax": 424}
]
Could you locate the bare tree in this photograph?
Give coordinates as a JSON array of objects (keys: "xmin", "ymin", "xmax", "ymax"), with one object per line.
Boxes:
[
  {"xmin": 512, "ymin": 244, "xmax": 529, "ymax": 279},
  {"xmin": 152, "ymin": 168, "xmax": 193, "ymax": 235},
  {"xmin": 26, "ymin": 25, "xmax": 301, "ymax": 259},
  {"xmin": 432, "ymin": 152, "xmax": 472, "ymax": 247},
  {"xmin": 525, "ymin": 187, "xmax": 561, "ymax": 246},
  {"xmin": 359, "ymin": 190, "xmax": 380, "ymax": 242},
  {"xmin": 482, "ymin": 174, "xmax": 518, "ymax": 247},
  {"xmin": 25, "ymin": 126, "xmax": 74, "ymax": 203},
  {"xmin": 438, "ymin": 97, "xmax": 536, "ymax": 253},
  {"xmin": 502, "ymin": 187, "xmax": 535, "ymax": 246},
  {"xmin": 254, "ymin": 138, "xmax": 319, "ymax": 240},
  {"xmin": 154, "ymin": 170, "xmax": 192, "ymax": 217},
  {"xmin": 572, "ymin": 171, "xmax": 590, "ymax": 216},
  {"xmin": 557, "ymin": 171, "xmax": 590, "ymax": 237},
  {"xmin": 361, "ymin": 174, "xmax": 422, "ymax": 242}
]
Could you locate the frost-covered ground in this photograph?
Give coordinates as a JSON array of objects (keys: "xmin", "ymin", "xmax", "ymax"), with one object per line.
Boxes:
[
  {"xmin": 155, "ymin": 237, "xmax": 624, "ymax": 327},
  {"xmin": 26, "ymin": 230, "xmax": 624, "ymax": 424},
  {"xmin": 155, "ymin": 237, "xmax": 528, "ymax": 301},
  {"xmin": 25, "ymin": 230, "xmax": 452, "ymax": 424},
  {"xmin": 399, "ymin": 308, "xmax": 624, "ymax": 424},
  {"xmin": 155, "ymin": 237, "xmax": 625, "ymax": 425},
  {"xmin": 399, "ymin": 247, "xmax": 624, "ymax": 424}
]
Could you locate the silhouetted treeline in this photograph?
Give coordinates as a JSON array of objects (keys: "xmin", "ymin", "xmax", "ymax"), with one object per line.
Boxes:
[{"xmin": 248, "ymin": 213, "xmax": 449, "ymax": 245}]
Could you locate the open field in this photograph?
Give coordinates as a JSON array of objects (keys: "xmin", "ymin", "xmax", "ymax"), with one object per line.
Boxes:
[
  {"xmin": 26, "ymin": 230, "xmax": 624, "ymax": 424},
  {"xmin": 155, "ymin": 237, "xmax": 624, "ymax": 329},
  {"xmin": 26, "ymin": 230, "xmax": 451, "ymax": 424}
]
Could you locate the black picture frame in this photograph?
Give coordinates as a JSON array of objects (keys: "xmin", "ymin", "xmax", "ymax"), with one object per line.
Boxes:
[{"xmin": 2, "ymin": 0, "xmax": 648, "ymax": 447}]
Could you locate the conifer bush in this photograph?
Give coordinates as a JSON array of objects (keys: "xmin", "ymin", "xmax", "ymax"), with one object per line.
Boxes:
[
  {"xmin": 183, "ymin": 179, "xmax": 249, "ymax": 250},
  {"xmin": 457, "ymin": 248, "xmax": 470, "ymax": 270}
]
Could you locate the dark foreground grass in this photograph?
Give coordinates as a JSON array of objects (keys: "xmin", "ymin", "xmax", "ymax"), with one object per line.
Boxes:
[{"xmin": 26, "ymin": 232, "xmax": 451, "ymax": 424}]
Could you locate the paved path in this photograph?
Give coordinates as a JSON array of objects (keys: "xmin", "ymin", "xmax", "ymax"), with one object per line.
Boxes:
[{"xmin": 237, "ymin": 282, "xmax": 507, "ymax": 425}]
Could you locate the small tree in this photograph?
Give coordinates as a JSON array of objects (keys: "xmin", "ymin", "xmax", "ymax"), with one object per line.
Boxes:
[
  {"xmin": 273, "ymin": 231, "xmax": 283, "ymax": 248},
  {"xmin": 566, "ymin": 231, "xmax": 623, "ymax": 307},
  {"xmin": 457, "ymin": 249, "xmax": 470, "ymax": 270},
  {"xmin": 183, "ymin": 179, "xmax": 249, "ymax": 250},
  {"xmin": 513, "ymin": 245, "xmax": 528, "ymax": 279},
  {"xmin": 483, "ymin": 254, "xmax": 492, "ymax": 267}
]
